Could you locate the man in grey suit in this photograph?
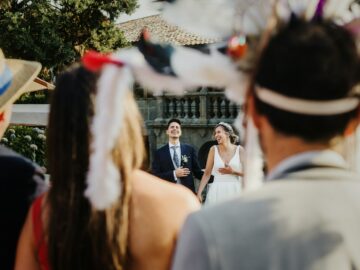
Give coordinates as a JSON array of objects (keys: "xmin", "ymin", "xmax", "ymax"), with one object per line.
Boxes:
[{"xmin": 172, "ymin": 12, "xmax": 360, "ymax": 270}]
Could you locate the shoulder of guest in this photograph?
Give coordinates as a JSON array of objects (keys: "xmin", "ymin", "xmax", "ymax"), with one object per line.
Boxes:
[
  {"xmin": 132, "ymin": 170, "xmax": 200, "ymax": 210},
  {"xmin": 0, "ymin": 145, "xmax": 26, "ymax": 158},
  {"xmin": 0, "ymin": 146, "xmax": 38, "ymax": 173}
]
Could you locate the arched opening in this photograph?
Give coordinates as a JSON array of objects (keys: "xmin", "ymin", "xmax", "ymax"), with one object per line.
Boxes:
[{"xmin": 198, "ymin": 140, "xmax": 218, "ymax": 184}]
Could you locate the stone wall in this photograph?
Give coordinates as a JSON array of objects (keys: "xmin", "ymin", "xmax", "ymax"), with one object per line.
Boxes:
[{"xmin": 136, "ymin": 88, "xmax": 243, "ymax": 169}]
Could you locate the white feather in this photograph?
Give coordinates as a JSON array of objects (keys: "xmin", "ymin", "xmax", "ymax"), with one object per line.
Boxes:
[
  {"xmin": 243, "ymin": 118, "xmax": 264, "ymax": 192},
  {"xmin": 242, "ymin": 0, "xmax": 271, "ymax": 36},
  {"xmin": 162, "ymin": 0, "xmax": 236, "ymax": 39},
  {"xmin": 114, "ymin": 48, "xmax": 192, "ymax": 95},
  {"xmin": 161, "ymin": 0, "xmax": 359, "ymax": 39},
  {"xmin": 85, "ymin": 66, "xmax": 133, "ymax": 210},
  {"xmin": 224, "ymin": 80, "xmax": 248, "ymax": 105},
  {"xmin": 171, "ymin": 46, "xmax": 241, "ymax": 89}
]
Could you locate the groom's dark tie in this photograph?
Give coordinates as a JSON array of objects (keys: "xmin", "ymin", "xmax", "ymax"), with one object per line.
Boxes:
[{"xmin": 171, "ymin": 145, "xmax": 180, "ymax": 168}]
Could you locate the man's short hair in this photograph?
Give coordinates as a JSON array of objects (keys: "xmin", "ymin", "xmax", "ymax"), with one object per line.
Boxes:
[
  {"xmin": 167, "ymin": 118, "xmax": 182, "ymax": 129},
  {"xmin": 253, "ymin": 19, "xmax": 360, "ymax": 142}
]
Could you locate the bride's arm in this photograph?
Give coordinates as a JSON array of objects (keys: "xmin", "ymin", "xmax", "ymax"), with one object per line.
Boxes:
[{"xmin": 196, "ymin": 146, "xmax": 215, "ymax": 203}]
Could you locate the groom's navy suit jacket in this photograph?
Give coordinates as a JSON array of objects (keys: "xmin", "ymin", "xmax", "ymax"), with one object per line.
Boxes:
[{"xmin": 152, "ymin": 143, "xmax": 203, "ymax": 193}]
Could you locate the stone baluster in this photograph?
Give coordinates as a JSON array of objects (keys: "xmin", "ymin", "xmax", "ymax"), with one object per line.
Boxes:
[
  {"xmin": 195, "ymin": 97, "xmax": 200, "ymax": 118},
  {"xmin": 186, "ymin": 97, "xmax": 193, "ymax": 118},
  {"xmin": 180, "ymin": 98, "xmax": 186, "ymax": 118},
  {"xmin": 221, "ymin": 98, "xmax": 227, "ymax": 119},
  {"xmin": 224, "ymin": 99, "xmax": 230, "ymax": 118},
  {"xmin": 199, "ymin": 88, "xmax": 207, "ymax": 123},
  {"xmin": 174, "ymin": 98, "xmax": 180, "ymax": 118},
  {"xmin": 231, "ymin": 102, "xmax": 238, "ymax": 118},
  {"xmin": 213, "ymin": 97, "xmax": 220, "ymax": 119},
  {"xmin": 162, "ymin": 97, "xmax": 169, "ymax": 118},
  {"xmin": 168, "ymin": 98, "xmax": 175, "ymax": 118}
]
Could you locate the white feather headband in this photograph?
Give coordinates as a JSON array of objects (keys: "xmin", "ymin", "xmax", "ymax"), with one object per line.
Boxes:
[
  {"xmin": 255, "ymin": 85, "xmax": 360, "ymax": 115},
  {"xmin": 85, "ymin": 65, "xmax": 133, "ymax": 210}
]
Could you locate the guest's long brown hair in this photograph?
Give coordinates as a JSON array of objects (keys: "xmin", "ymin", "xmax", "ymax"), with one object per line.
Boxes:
[{"xmin": 46, "ymin": 66, "xmax": 144, "ymax": 270}]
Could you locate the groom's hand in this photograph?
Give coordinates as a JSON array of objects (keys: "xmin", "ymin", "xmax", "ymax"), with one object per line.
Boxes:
[{"xmin": 175, "ymin": 167, "xmax": 190, "ymax": 178}]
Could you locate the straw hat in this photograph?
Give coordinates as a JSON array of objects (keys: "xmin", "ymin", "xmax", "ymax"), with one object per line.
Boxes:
[
  {"xmin": 0, "ymin": 49, "xmax": 42, "ymax": 111},
  {"xmin": 28, "ymin": 77, "xmax": 55, "ymax": 92}
]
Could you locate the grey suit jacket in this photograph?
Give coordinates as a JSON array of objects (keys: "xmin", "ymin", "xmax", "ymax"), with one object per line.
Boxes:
[{"xmin": 172, "ymin": 151, "xmax": 360, "ymax": 270}]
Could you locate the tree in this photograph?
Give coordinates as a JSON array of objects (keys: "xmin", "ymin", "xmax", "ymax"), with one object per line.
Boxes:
[{"xmin": 0, "ymin": 0, "xmax": 138, "ymax": 80}]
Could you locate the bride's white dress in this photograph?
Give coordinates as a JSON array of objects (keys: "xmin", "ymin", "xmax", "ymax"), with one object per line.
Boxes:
[{"xmin": 205, "ymin": 145, "xmax": 242, "ymax": 206}]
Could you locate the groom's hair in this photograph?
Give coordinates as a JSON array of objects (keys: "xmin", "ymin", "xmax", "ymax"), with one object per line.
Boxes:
[{"xmin": 167, "ymin": 118, "xmax": 182, "ymax": 128}]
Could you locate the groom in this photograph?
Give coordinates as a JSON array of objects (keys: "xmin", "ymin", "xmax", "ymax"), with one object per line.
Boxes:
[{"xmin": 152, "ymin": 118, "xmax": 203, "ymax": 193}]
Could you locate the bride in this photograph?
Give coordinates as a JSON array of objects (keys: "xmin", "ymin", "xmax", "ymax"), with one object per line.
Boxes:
[{"xmin": 197, "ymin": 122, "xmax": 245, "ymax": 206}]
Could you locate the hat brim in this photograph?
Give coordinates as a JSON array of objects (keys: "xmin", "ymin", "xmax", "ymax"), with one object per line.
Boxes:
[
  {"xmin": 27, "ymin": 77, "xmax": 55, "ymax": 92},
  {"xmin": 0, "ymin": 59, "xmax": 41, "ymax": 111}
]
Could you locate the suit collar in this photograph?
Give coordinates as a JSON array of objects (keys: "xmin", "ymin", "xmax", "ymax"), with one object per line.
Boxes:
[{"xmin": 267, "ymin": 150, "xmax": 349, "ymax": 181}]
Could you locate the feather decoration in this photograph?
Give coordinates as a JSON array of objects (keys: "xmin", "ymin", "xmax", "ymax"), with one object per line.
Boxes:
[
  {"xmin": 243, "ymin": 118, "xmax": 264, "ymax": 192},
  {"xmin": 171, "ymin": 46, "xmax": 241, "ymax": 90},
  {"xmin": 161, "ymin": 0, "xmax": 237, "ymax": 39},
  {"xmin": 314, "ymin": 0, "xmax": 326, "ymax": 19},
  {"xmin": 114, "ymin": 48, "xmax": 192, "ymax": 95},
  {"xmin": 85, "ymin": 66, "xmax": 133, "ymax": 210},
  {"xmin": 82, "ymin": 51, "xmax": 123, "ymax": 72},
  {"xmin": 159, "ymin": 0, "xmax": 359, "ymax": 40}
]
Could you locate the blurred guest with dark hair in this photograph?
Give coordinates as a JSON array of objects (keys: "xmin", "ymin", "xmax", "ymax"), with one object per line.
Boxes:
[
  {"xmin": 173, "ymin": 9, "xmax": 360, "ymax": 270},
  {"xmin": 15, "ymin": 65, "xmax": 199, "ymax": 270}
]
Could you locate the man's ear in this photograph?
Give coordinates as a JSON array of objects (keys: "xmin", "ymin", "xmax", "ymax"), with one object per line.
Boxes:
[
  {"xmin": 344, "ymin": 106, "xmax": 360, "ymax": 136},
  {"xmin": 247, "ymin": 94, "xmax": 262, "ymax": 130}
]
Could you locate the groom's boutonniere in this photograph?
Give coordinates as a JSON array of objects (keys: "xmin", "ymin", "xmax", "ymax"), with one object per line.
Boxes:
[{"xmin": 181, "ymin": 155, "xmax": 189, "ymax": 164}]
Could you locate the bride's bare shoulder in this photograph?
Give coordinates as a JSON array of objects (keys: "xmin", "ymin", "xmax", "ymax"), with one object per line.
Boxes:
[{"xmin": 131, "ymin": 170, "xmax": 200, "ymax": 210}]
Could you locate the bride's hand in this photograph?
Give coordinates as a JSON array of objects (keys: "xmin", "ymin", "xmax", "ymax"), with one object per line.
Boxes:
[{"xmin": 218, "ymin": 166, "xmax": 233, "ymax": 175}]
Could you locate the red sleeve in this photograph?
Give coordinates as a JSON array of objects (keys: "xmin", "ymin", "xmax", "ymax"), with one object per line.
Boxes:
[{"xmin": 31, "ymin": 195, "xmax": 50, "ymax": 270}]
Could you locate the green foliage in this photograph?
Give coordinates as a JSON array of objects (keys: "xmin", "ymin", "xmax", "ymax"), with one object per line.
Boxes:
[
  {"xmin": 1, "ymin": 126, "xmax": 47, "ymax": 168},
  {"xmin": 15, "ymin": 90, "xmax": 51, "ymax": 104},
  {"xmin": 0, "ymin": 0, "xmax": 138, "ymax": 81}
]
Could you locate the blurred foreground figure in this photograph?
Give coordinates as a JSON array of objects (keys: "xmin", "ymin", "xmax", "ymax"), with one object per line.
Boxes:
[
  {"xmin": 0, "ymin": 49, "xmax": 47, "ymax": 270},
  {"xmin": 173, "ymin": 15, "xmax": 360, "ymax": 270},
  {"xmin": 15, "ymin": 65, "xmax": 199, "ymax": 270}
]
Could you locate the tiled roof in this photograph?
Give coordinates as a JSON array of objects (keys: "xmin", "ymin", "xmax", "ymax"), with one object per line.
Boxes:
[{"xmin": 118, "ymin": 15, "xmax": 216, "ymax": 45}]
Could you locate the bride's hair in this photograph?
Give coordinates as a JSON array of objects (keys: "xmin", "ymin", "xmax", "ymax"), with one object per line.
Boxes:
[
  {"xmin": 47, "ymin": 66, "xmax": 145, "ymax": 270},
  {"xmin": 215, "ymin": 122, "xmax": 239, "ymax": 144}
]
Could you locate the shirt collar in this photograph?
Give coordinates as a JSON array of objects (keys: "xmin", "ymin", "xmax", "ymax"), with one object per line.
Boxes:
[
  {"xmin": 169, "ymin": 142, "xmax": 181, "ymax": 148},
  {"xmin": 266, "ymin": 150, "xmax": 348, "ymax": 181}
]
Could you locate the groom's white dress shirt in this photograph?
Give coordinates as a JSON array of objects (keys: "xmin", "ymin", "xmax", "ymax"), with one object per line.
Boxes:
[{"xmin": 169, "ymin": 142, "xmax": 181, "ymax": 183}]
